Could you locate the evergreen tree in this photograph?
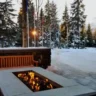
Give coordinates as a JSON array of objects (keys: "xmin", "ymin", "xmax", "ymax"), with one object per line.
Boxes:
[
  {"xmin": 61, "ymin": 5, "xmax": 69, "ymax": 47},
  {"xmin": 80, "ymin": 25, "xmax": 86, "ymax": 47},
  {"xmin": 38, "ymin": 8, "xmax": 44, "ymax": 46},
  {"xmin": 69, "ymin": 0, "xmax": 86, "ymax": 48},
  {"xmin": 86, "ymin": 24, "xmax": 93, "ymax": 47},
  {"xmin": 28, "ymin": 1, "xmax": 35, "ymax": 46},
  {"xmin": 93, "ymin": 30, "xmax": 96, "ymax": 47},
  {"xmin": 15, "ymin": 8, "xmax": 22, "ymax": 47},
  {"xmin": 44, "ymin": 0, "xmax": 59, "ymax": 48},
  {"xmin": 28, "ymin": 2, "xmax": 34, "ymax": 30},
  {"xmin": 44, "ymin": 0, "xmax": 52, "ymax": 47},
  {"xmin": 0, "ymin": 0, "xmax": 17, "ymax": 47}
]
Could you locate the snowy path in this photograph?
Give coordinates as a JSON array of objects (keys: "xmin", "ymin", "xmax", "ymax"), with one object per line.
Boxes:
[{"xmin": 47, "ymin": 48, "xmax": 96, "ymax": 91}]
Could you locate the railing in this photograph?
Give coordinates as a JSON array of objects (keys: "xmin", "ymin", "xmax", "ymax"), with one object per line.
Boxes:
[{"xmin": 0, "ymin": 55, "xmax": 36, "ymax": 68}]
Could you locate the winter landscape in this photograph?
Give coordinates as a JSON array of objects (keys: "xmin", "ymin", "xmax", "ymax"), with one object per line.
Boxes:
[{"xmin": 0, "ymin": 0, "xmax": 96, "ymax": 95}]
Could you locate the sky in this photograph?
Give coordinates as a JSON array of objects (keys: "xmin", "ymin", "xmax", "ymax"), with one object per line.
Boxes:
[
  {"xmin": 1, "ymin": 0, "xmax": 96, "ymax": 28},
  {"xmin": 41, "ymin": 0, "xmax": 96, "ymax": 27}
]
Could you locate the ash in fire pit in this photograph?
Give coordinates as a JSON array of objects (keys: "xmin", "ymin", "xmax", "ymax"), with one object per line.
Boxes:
[{"xmin": 13, "ymin": 70, "xmax": 62, "ymax": 92}]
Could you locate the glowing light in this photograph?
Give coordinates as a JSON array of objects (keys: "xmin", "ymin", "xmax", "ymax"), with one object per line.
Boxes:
[{"xmin": 32, "ymin": 30, "xmax": 37, "ymax": 36}]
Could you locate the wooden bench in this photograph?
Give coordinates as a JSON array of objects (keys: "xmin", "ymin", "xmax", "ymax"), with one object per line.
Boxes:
[{"xmin": 0, "ymin": 55, "xmax": 38, "ymax": 68}]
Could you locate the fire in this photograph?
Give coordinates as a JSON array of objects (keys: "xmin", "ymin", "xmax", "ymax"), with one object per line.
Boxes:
[
  {"xmin": 32, "ymin": 81, "xmax": 35, "ymax": 85},
  {"xmin": 16, "ymin": 71, "xmax": 54, "ymax": 92},
  {"xmin": 28, "ymin": 72, "xmax": 34, "ymax": 79},
  {"xmin": 50, "ymin": 84, "xmax": 53, "ymax": 89},
  {"xmin": 18, "ymin": 73, "xmax": 22, "ymax": 77},
  {"xmin": 23, "ymin": 76, "xmax": 28, "ymax": 81}
]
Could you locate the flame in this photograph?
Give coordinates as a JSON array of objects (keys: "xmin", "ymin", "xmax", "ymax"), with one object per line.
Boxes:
[
  {"xmin": 50, "ymin": 84, "xmax": 53, "ymax": 89},
  {"xmin": 18, "ymin": 73, "xmax": 22, "ymax": 77},
  {"xmin": 36, "ymin": 77, "xmax": 39, "ymax": 80},
  {"xmin": 37, "ymin": 86, "xmax": 40, "ymax": 90},
  {"xmin": 18, "ymin": 73, "xmax": 26, "ymax": 78},
  {"xmin": 35, "ymin": 84, "xmax": 40, "ymax": 91},
  {"xmin": 33, "ymin": 81, "xmax": 35, "ymax": 85},
  {"xmin": 36, "ymin": 83, "xmax": 39, "ymax": 86},
  {"xmin": 24, "ymin": 76, "xmax": 28, "ymax": 81},
  {"xmin": 28, "ymin": 72, "xmax": 34, "ymax": 79},
  {"xmin": 16, "ymin": 71, "xmax": 54, "ymax": 92}
]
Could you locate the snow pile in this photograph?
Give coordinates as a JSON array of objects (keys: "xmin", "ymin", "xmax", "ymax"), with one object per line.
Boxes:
[{"xmin": 47, "ymin": 48, "xmax": 96, "ymax": 90}]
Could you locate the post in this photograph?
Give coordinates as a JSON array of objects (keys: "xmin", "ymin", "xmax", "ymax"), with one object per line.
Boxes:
[
  {"xmin": 26, "ymin": 12, "xmax": 29, "ymax": 47},
  {"xmin": 22, "ymin": 0, "xmax": 29, "ymax": 47}
]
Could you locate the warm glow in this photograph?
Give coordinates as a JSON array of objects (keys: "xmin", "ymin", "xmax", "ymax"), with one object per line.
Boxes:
[
  {"xmin": 28, "ymin": 72, "xmax": 34, "ymax": 79},
  {"xmin": 32, "ymin": 30, "xmax": 37, "ymax": 36},
  {"xmin": 14, "ymin": 71, "xmax": 62, "ymax": 92},
  {"xmin": 24, "ymin": 76, "xmax": 28, "ymax": 81},
  {"xmin": 18, "ymin": 73, "xmax": 22, "ymax": 77},
  {"xmin": 50, "ymin": 84, "xmax": 53, "ymax": 89}
]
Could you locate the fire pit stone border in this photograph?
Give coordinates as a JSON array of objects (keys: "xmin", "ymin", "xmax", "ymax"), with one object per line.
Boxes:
[{"xmin": 0, "ymin": 67, "xmax": 96, "ymax": 96}]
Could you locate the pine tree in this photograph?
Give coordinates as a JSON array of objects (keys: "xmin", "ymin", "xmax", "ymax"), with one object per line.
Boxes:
[
  {"xmin": 44, "ymin": 0, "xmax": 59, "ymax": 48},
  {"xmin": 70, "ymin": 0, "xmax": 86, "ymax": 48},
  {"xmin": 61, "ymin": 5, "xmax": 69, "ymax": 47},
  {"xmin": 93, "ymin": 30, "xmax": 96, "ymax": 47},
  {"xmin": 44, "ymin": 0, "xmax": 51, "ymax": 47},
  {"xmin": 28, "ymin": 1, "xmax": 35, "ymax": 46},
  {"xmin": 38, "ymin": 8, "xmax": 44, "ymax": 46},
  {"xmin": 86, "ymin": 24, "xmax": 93, "ymax": 47},
  {"xmin": 80, "ymin": 25, "xmax": 86, "ymax": 47},
  {"xmin": 15, "ymin": 8, "xmax": 22, "ymax": 47},
  {"xmin": 0, "ymin": 0, "xmax": 17, "ymax": 47},
  {"xmin": 28, "ymin": 2, "xmax": 34, "ymax": 30}
]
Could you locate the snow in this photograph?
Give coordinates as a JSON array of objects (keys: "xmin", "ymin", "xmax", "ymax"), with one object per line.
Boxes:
[
  {"xmin": 47, "ymin": 48, "xmax": 96, "ymax": 91},
  {"xmin": 0, "ymin": 47, "xmax": 49, "ymax": 50},
  {"xmin": 51, "ymin": 48, "xmax": 96, "ymax": 73}
]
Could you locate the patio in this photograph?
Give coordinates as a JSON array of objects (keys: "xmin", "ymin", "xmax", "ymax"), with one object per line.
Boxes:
[{"xmin": 0, "ymin": 67, "xmax": 96, "ymax": 96}]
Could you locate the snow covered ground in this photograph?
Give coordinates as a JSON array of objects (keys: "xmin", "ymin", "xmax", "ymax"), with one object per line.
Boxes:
[{"xmin": 47, "ymin": 48, "xmax": 96, "ymax": 91}]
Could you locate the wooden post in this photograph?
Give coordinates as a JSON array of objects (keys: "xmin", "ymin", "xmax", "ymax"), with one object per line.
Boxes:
[{"xmin": 22, "ymin": 0, "xmax": 28, "ymax": 47}]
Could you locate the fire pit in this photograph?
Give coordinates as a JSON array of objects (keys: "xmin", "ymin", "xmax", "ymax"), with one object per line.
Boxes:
[
  {"xmin": 0, "ymin": 67, "xmax": 96, "ymax": 96},
  {"xmin": 13, "ymin": 70, "xmax": 62, "ymax": 92}
]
